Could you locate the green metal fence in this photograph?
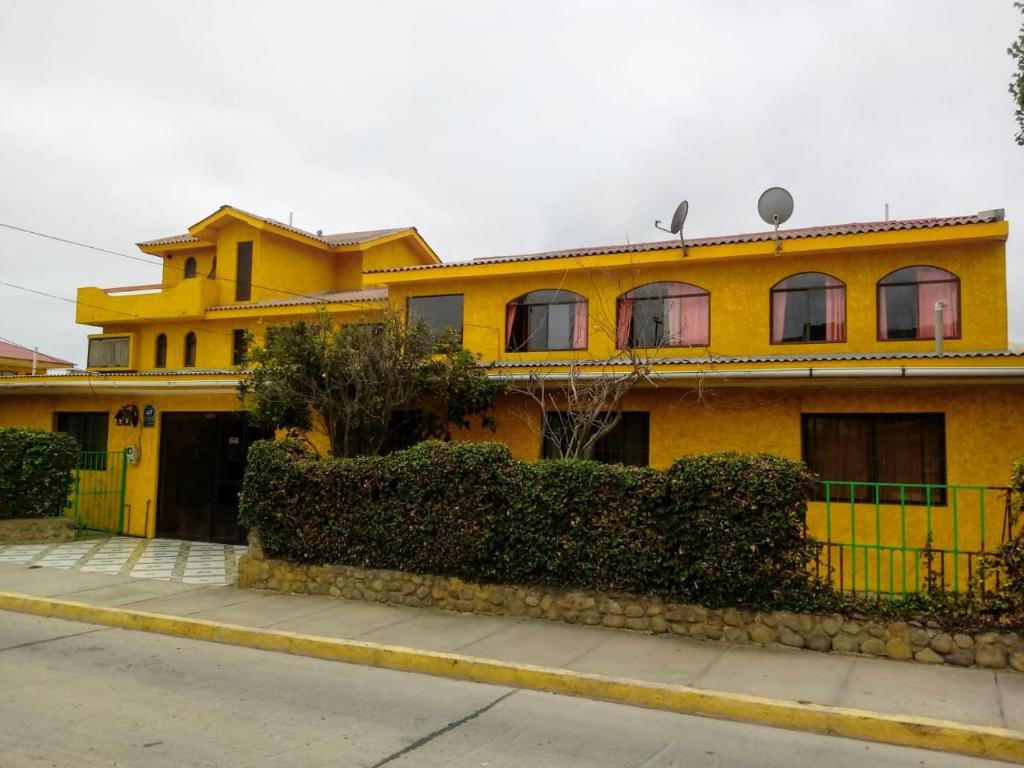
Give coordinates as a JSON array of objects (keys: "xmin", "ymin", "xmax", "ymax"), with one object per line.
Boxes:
[
  {"xmin": 64, "ymin": 449, "xmax": 127, "ymax": 534},
  {"xmin": 810, "ymin": 480, "xmax": 1015, "ymax": 598}
]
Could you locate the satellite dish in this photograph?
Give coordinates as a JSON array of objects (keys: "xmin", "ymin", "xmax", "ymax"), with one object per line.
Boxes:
[
  {"xmin": 757, "ymin": 187, "xmax": 794, "ymax": 254},
  {"xmin": 669, "ymin": 200, "xmax": 689, "ymax": 234},
  {"xmin": 757, "ymin": 187, "xmax": 794, "ymax": 227}
]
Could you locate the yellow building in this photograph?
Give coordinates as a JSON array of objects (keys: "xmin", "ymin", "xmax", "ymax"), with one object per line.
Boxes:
[{"xmin": 0, "ymin": 204, "xmax": 1020, "ymax": 595}]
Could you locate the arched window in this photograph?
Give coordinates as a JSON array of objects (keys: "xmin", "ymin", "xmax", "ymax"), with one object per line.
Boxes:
[
  {"xmin": 616, "ymin": 282, "xmax": 709, "ymax": 349},
  {"xmin": 770, "ymin": 273, "xmax": 846, "ymax": 343},
  {"xmin": 183, "ymin": 332, "xmax": 197, "ymax": 367},
  {"xmin": 154, "ymin": 333, "xmax": 167, "ymax": 369},
  {"xmin": 878, "ymin": 266, "xmax": 960, "ymax": 340},
  {"xmin": 183, "ymin": 257, "xmax": 197, "ymax": 279},
  {"xmin": 506, "ymin": 290, "xmax": 587, "ymax": 351}
]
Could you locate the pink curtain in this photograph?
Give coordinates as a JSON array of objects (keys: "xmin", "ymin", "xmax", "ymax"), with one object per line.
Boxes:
[
  {"xmin": 669, "ymin": 295, "xmax": 709, "ymax": 345},
  {"xmin": 771, "ymin": 290, "xmax": 788, "ymax": 343},
  {"xmin": 572, "ymin": 301, "xmax": 588, "ymax": 349},
  {"xmin": 825, "ymin": 282, "xmax": 845, "ymax": 341},
  {"xmin": 506, "ymin": 304, "xmax": 518, "ymax": 349},
  {"xmin": 616, "ymin": 299, "xmax": 633, "ymax": 348},
  {"xmin": 916, "ymin": 268, "xmax": 959, "ymax": 339}
]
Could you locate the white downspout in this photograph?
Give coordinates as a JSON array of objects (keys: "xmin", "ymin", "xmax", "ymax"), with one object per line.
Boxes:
[{"xmin": 935, "ymin": 300, "xmax": 948, "ymax": 356}]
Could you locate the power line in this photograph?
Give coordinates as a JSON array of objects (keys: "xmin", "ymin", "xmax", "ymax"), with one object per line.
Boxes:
[{"xmin": 0, "ymin": 220, "xmax": 368, "ymax": 305}]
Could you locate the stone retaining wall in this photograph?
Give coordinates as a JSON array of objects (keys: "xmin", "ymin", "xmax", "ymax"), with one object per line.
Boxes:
[
  {"xmin": 239, "ymin": 537, "xmax": 1024, "ymax": 673},
  {"xmin": 0, "ymin": 517, "xmax": 77, "ymax": 542}
]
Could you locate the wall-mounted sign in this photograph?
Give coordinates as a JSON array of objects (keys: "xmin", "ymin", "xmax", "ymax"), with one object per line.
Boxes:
[{"xmin": 143, "ymin": 404, "xmax": 156, "ymax": 428}]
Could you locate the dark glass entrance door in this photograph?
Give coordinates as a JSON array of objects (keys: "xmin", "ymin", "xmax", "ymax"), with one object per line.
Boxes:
[{"xmin": 157, "ymin": 412, "xmax": 270, "ymax": 543}]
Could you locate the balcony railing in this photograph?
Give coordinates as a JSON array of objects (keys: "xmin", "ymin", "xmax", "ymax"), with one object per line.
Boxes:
[
  {"xmin": 808, "ymin": 480, "xmax": 1015, "ymax": 598},
  {"xmin": 76, "ymin": 276, "xmax": 218, "ymax": 325}
]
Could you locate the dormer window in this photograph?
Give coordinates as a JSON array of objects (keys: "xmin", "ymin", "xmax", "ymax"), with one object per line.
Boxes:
[{"xmin": 183, "ymin": 257, "xmax": 197, "ymax": 279}]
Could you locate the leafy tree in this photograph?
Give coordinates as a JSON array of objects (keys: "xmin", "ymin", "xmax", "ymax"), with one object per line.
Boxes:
[
  {"xmin": 239, "ymin": 308, "xmax": 503, "ymax": 457},
  {"xmin": 1012, "ymin": 2, "xmax": 1024, "ymax": 145}
]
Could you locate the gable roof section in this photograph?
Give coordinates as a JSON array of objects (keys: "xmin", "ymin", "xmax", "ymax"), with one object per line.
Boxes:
[
  {"xmin": 137, "ymin": 205, "xmax": 439, "ymax": 264},
  {"xmin": 0, "ymin": 339, "xmax": 73, "ymax": 367},
  {"xmin": 366, "ymin": 210, "xmax": 1006, "ymax": 275}
]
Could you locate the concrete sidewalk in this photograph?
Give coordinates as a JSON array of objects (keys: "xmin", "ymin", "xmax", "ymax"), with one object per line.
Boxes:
[{"xmin": 0, "ymin": 558, "xmax": 1021, "ymax": 734}]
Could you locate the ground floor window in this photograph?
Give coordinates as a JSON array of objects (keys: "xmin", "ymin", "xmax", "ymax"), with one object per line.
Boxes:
[
  {"xmin": 801, "ymin": 413, "xmax": 946, "ymax": 504},
  {"xmin": 55, "ymin": 412, "xmax": 109, "ymax": 470},
  {"xmin": 542, "ymin": 411, "xmax": 650, "ymax": 466}
]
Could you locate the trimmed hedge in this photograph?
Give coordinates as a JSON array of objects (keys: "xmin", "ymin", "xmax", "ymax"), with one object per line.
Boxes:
[
  {"xmin": 240, "ymin": 440, "xmax": 822, "ymax": 608},
  {"xmin": 0, "ymin": 428, "xmax": 79, "ymax": 519}
]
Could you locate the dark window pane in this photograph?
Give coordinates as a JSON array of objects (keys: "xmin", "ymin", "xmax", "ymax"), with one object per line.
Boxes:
[
  {"xmin": 184, "ymin": 257, "xmax": 197, "ymax": 279},
  {"xmin": 882, "ymin": 284, "xmax": 918, "ymax": 339},
  {"xmin": 154, "ymin": 334, "xmax": 167, "ymax": 369},
  {"xmin": 542, "ymin": 412, "xmax": 649, "ymax": 466},
  {"xmin": 184, "ymin": 333, "xmax": 197, "ymax": 367},
  {"xmin": 56, "ymin": 412, "xmax": 109, "ymax": 469},
  {"xmin": 408, "ymin": 295, "xmax": 463, "ymax": 341},
  {"xmin": 236, "ymin": 241, "xmax": 253, "ymax": 302},
  {"xmin": 232, "ymin": 330, "xmax": 248, "ymax": 366},
  {"xmin": 802, "ymin": 414, "xmax": 946, "ymax": 505}
]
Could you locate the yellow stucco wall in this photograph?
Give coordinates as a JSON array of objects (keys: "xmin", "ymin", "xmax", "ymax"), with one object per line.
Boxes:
[{"xmin": 388, "ymin": 237, "xmax": 1009, "ymax": 363}]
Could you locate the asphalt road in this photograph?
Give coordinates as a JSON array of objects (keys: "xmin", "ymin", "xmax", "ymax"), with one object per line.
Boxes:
[{"xmin": 0, "ymin": 612, "xmax": 1007, "ymax": 767}]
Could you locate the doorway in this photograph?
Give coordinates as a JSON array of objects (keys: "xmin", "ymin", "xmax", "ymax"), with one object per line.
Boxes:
[{"xmin": 156, "ymin": 412, "xmax": 270, "ymax": 543}]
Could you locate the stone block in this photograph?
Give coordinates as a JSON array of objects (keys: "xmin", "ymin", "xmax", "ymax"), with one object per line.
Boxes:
[
  {"xmin": 909, "ymin": 628, "xmax": 931, "ymax": 647},
  {"xmin": 602, "ymin": 614, "xmax": 626, "ymax": 629},
  {"xmin": 929, "ymin": 633, "xmax": 954, "ymax": 655},
  {"xmin": 975, "ymin": 644, "xmax": 1007, "ymax": 669},
  {"xmin": 832, "ymin": 634, "xmax": 859, "ymax": 653},
  {"xmin": 805, "ymin": 631, "xmax": 832, "ymax": 652},
  {"xmin": 624, "ymin": 604, "xmax": 646, "ymax": 618},
  {"xmin": 886, "ymin": 637, "xmax": 913, "ymax": 660},
  {"xmin": 953, "ymin": 633, "xmax": 974, "ymax": 649},
  {"xmin": 625, "ymin": 617, "xmax": 650, "ymax": 631},
  {"xmin": 914, "ymin": 648, "xmax": 944, "ymax": 664},
  {"xmin": 860, "ymin": 638, "xmax": 886, "ymax": 656},
  {"xmin": 945, "ymin": 649, "xmax": 975, "ymax": 667},
  {"xmin": 722, "ymin": 608, "xmax": 743, "ymax": 626},
  {"xmin": 748, "ymin": 624, "xmax": 776, "ymax": 645},
  {"xmin": 649, "ymin": 616, "xmax": 668, "ymax": 633},
  {"xmin": 820, "ymin": 616, "xmax": 842, "ymax": 636},
  {"xmin": 778, "ymin": 628, "xmax": 805, "ymax": 648},
  {"xmin": 1010, "ymin": 651, "xmax": 1024, "ymax": 673},
  {"xmin": 604, "ymin": 600, "xmax": 624, "ymax": 615},
  {"xmin": 723, "ymin": 626, "xmax": 749, "ymax": 643}
]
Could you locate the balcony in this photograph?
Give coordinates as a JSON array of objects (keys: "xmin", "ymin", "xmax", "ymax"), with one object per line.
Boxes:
[{"xmin": 76, "ymin": 277, "xmax": 218, "ymax": 326}]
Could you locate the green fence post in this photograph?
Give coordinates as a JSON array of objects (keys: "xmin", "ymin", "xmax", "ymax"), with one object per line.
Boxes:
[
  {"xmin": 952, "ymin": 487, "xmax": 960, "ymax": 592},
  {"xmin": 117, "ymin": 449, "xmax": 128, "ymax": 535}
]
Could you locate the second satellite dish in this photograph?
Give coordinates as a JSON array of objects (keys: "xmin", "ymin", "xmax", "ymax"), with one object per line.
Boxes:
[
  {"xmin": 757, "ymin": 187, "xmax": 794, "ymax": 227},
  {"xmin": 670, "ymin": 200, "xmax": 688, "ymax": 234}
]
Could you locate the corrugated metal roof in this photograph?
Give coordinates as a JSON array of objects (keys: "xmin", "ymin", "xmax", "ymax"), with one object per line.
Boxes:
[
  {"xmin": 492, "ymin": 349, "xmax": 1024, "ymax": 368},
  {"xmin": 0, "ymin": 339, "xmax": 73, "ymax": 367},
  {"xmin": 322, "ymin": 228, "xmax": 409, "ymax": 245},
  {"xmin": 208, "ymin": 287, "xmax": 388, "ymax": 312},
  {"xmin": 365, "ymin": 210, "xmax": 1005, "ymax": 275}
]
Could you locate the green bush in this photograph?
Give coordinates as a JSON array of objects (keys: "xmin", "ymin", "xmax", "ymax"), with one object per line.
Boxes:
[
  {"xmin": 0, "ymin": 428, "xmax": 79, "ymax": 519},
  {"xmin": 240, "ymin": 440, "xmax": 823, "ymax": 609}
]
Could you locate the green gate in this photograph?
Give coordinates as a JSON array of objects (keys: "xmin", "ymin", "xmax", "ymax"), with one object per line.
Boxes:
[{"xmin": 66, "ymin": 450, "xmax": 128, "ymax": 534}]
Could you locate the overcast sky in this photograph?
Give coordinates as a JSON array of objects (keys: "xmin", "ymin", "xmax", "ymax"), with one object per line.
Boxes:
[{"xmin": 1, "ymin": 1, "xmax": 1022, "ymax": 366}]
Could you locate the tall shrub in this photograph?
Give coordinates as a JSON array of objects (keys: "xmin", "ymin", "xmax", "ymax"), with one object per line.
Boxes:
[
  {"xmin": 240, "ymin": 440, "xmax": 822, "ymax": 609},
  {"xmin": 0, "ymin": 428, "xmax": 79, "ymax": 519}
]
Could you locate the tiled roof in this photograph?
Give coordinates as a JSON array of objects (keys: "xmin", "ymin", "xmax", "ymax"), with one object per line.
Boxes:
[
  {"xmin": 136, "ymin": 233, "xmax": 204, "ymax": 247},
  {"xmin": 365, "ymin": 210, "xmax": 1005, "ymax": 274},
  {"xmin": 492, "ymin": 349, "xmax": 1024, "ymax": 368},
  {"xmin": 140, "ymin": 206, "xmax": 414, "ymax": 250},
  {"xmin": 0, "ymin": 339, "xmax": 73, "ymax": 367},
  {"xmin": 208, "ymin": 287, "xmax": 388, "ymax": 312}
]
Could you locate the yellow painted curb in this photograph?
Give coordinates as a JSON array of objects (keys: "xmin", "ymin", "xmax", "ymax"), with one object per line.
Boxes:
[{"xmin": 1, "ymin": 590, "xmax": 1022, "ymax": 764}]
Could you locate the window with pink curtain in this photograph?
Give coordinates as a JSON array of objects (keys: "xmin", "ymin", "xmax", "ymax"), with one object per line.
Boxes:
[
  {"xmin": 506, "ymin": 290, "xmax": 587, "ymax": 351},
  {"xmin": 770, "ymin": 273, "xmax": 845, "ymax": 343},
  {"xmin": 618, "ymin": 283, "xmax": 709, "ymax": 348},
  {"xmin": 878, "ymin": 266, "xmax": 959, "ymax": 341}
]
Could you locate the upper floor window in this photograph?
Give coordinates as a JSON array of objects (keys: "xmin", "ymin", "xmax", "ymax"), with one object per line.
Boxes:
[
  {"xmin": 183, "ymin": 257, "xmax": 197, "ymax": 279},
  {"xmin": 878, "ymin": 266, "xmax": 960, "ymax": 341},
  {"xmin": 771, "ymin": 272, "xmax": 846, "ymax": 344},
  {"xmin": 235, "ymin": 241, "xmax": 253, "ymax": 302},
  {"xmin": 183, "ymin": 332, "xmax": 197, "ymax": 367},
  {"xmin": 232, "ymin": 329, "xmax": 248, "ymax": 366},
  {"xmin": 155, "ymin": 334, "xmax": 167, "ymax": 369},
  {"xmin": 506, "ymin": 289, "xmax": 587, "ymax": 352},
  {"xmin": 408, "ymin": 294, "xmax": 463, "ymax": 342},
  {"xmin": 87, "ymin": 337, "xmax": 130, "ymax": 368},
  {"xmin": 616, "ymin": 282, "xmax": 709, "ymax": 349}
]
